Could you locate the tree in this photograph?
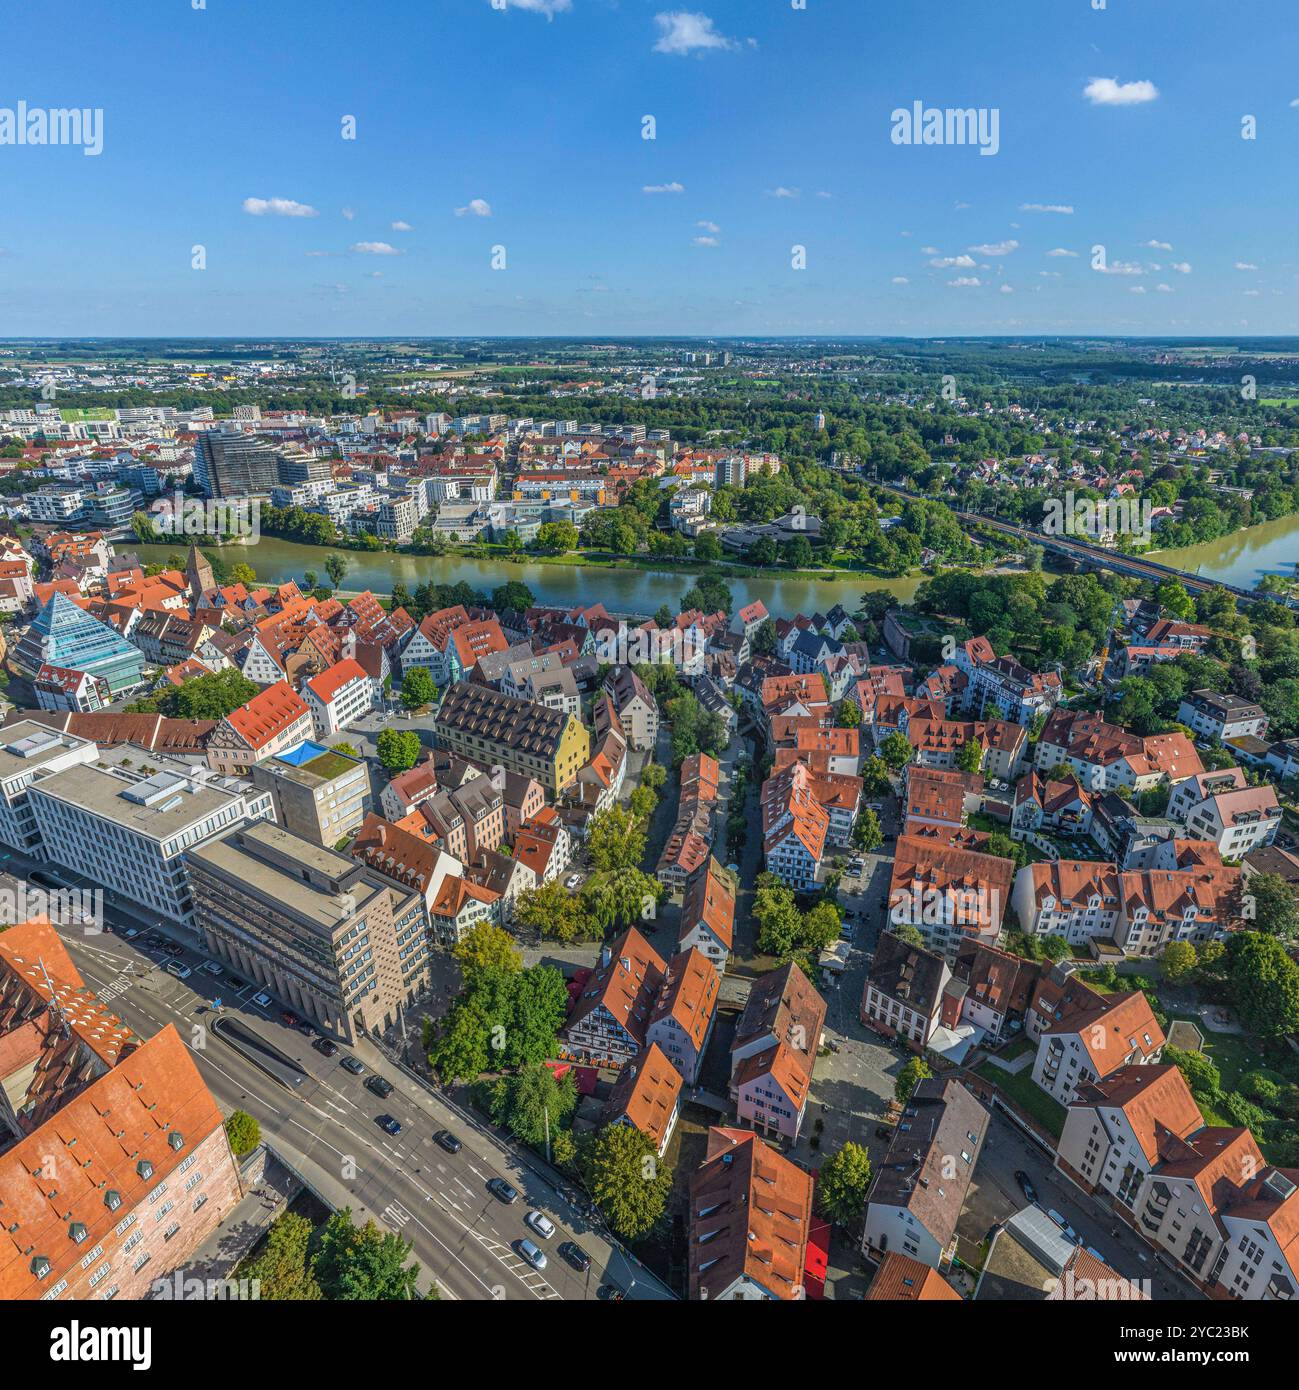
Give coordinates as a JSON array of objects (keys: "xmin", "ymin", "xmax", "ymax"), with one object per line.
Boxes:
[
  {"xmin": 693, "ymin": 533, "xmax": 722, "ymax": 563},
  {"xmin": 377, "ymin": 728, "xmax": 421, "ymax": 773},
  {"xmin": 330, "ymin": 742, "xmax": 360, "ymax": 757},
  {"xmin": 1161, "ymin": 940, "xmax": 1199, "ymax": 983},
  {"xmin": 654, "ymin": 603, "xmax": 673, "ymax": 629},
  {"xmin": 955, "ymin": 738, "xmax": 984, "ymax": 775},
  {"xmin": 452, "ymin": 921, "xmax": 522, "ymax": 980},
  {"xmin": 1164, "ymin": 1045, "xmax": 1221, "ymax": 1100},
  {"xmin": 852, "ymin": 808, "xmax": 883, "ymax": 852},
  {"xmin": 428, "ymin": 1000, "xmax": 492, "ymax": 1081},
  {"xmin": 1040, "ymin": 934, "xmax": 1070, "ymax": 962},
  {"xmin": 816, "ymin": 1142, "xmax": 873, "ymax": 1228},
  {"xmin": 224, "ymin": 1109, "xmax": 261, "ymax": 1157},
  {"xmin": 582, "ymin": 1122, "xmax": 673, "ymax": 1241},
  {"xmin": 1245, "ymin": 872, "xmax": 1299, "ymax": 942},
  {"xmin": 168, "ymin": 669, "xmax": 259, "ymax": 720},
  {"xmin": 312, "ymin": 1211, "xmax": 422, "ymax": 1300},
  {"xmin": 536, "ymin": 520, "xmax": 579, "ymax": 553},
  {"xmin": 836, "ymin": 698, "xmax": 862, "ymax": 729},
  {"xmin": 1227, "ymin": 932, "xmax": 1299, "ymax": 1040},
  {"xmin": 229, "ymin": 561, "xmax": 257, "ymax": 587},
  {"xmin": 890, "ymin": 923, "xmax": 925, "ymax": 949},
  {"xmin": 783, "ymin": 534, "xmax": 813, "ymax": 569},
  {"xmin": 400, "ymin": 665, "xmax": 436, "ymax": 710},
  {"xmin": 489, "ymin": 1063, "xmax": 577, "ymax": 1149},
  {"xmin": 492, "ymin": 580, "xmax": 534, "ymax": 614},
  {"xmin": 879, "ymin": 731, "xmax": 913, "ymax": 771},
  {"xmin": 860, "ymin": 755, "xmax": 892, "ymax": 796},
  {"xmin": 586, "ymin": 805, "xmax": 647, "ymax": 873},
  {"xmin": 324, "ymin": 552, "xmax": 349, "ymax": 590},
  {"xmin": 515, "ymin": 880, "xmax": 590, "ymax": 943},
  {"xmin": 304, "ymin": 569, "xmax": 319, "ymax": 592},
  {"xmin": 242, "ymin": 1211, "xmax": 322, "ymax": 1301},
  {"xmin": 895, "ymin": 1057, "xmax": 932, "ymax": 1104},
  {"xmin": 751, "ymin": 618, "xmax": 777, "ymax": 656}
]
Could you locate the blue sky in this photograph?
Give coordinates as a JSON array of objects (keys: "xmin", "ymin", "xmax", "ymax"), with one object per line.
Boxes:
[{"xmin": 1, "ymin": 0, "xmax": 1298, "ymax": 337}]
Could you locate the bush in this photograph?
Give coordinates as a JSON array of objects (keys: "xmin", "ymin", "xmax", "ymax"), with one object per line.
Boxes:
[
  {"xmin": 1220, "ymin": 1091, "xmax": 1269, "ymax": 1138},
  {"xmin": 224, "ymin": 1109, "xmax": 261, "ymax": 1157},
  {"xmin": 1240, "ymin": 1071, "xmax": 1283, "ymax": 1106}
]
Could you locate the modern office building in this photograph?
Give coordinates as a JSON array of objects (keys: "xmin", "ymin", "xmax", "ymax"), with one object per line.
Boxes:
[
  {"xmin": 13, "ymin": 592, "xmax": 147, "ymax": 696},
  {"xmin": 23, "ymin": 745, "xmax": 273, "ymax": 931},
  {"xmin": 185, "ymin": 821, "xmax": 428, "ymax": 1040},
  {"xmin": 193, "ymin": 428, "xmax": 283, "ymax": 497},
  {"xmin": 250, "ymin": 740, "xmax": 372, "ymax": 847},
  {"xmin": 0, "ymin": 719, "xmax": 99, "ymax": 855}
]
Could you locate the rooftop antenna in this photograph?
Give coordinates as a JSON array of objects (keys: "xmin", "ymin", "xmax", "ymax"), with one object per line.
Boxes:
[{"xmin": 37, "ymin": 956, "xmax": 72, "ymax": 1039}]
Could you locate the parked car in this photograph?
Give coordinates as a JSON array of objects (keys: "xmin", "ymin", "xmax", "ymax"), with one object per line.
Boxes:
[
  {"xmin": 487, "ymin": 1177, "xmax": 519, "ymax": 1205},
  {"xmin": 875, "ymin": 1125, "xmax": 894, "ymax": 1141},
  {"xmin": 199, "ymin": 960, "xmax": 223, "ymax": 976},
  {"xmin": 296, "ymin": 1020, "xmax": 314, "ymax": 1037},
  {"xmin": 377, "ymin": 1114, "xmax": 402, "ymax": 1137},
  {"xmin": 596, "ymin": 1282, "xmax": 624, "ymax": 1301},
  {"xmin": 434, "ymin": 1130, "xmax": 462, "ymax": 1154},
  {"xmin": 365, "ymin": 1075, "xmax": 394, "ymax": 1099},
  {"xmin": 1015, "ymin": 1170, "xmax": 1038, "ymax": 1204},
  {"xmin": 558, "ymin": 1241, "xmax": 590, "ymax": 1273},
  {"xmin": 339, "ymin": 1055, "xmax": 365, "ymax": 1076},
  {"xmin": 119, "ymin": 925, "xmax": 140, "ymax": 940},
  {"xmin": 164, "ymin": 961, "xmax": 192, "ymax": 980},
  {"xmin": 1047, "ymin": 1208, "xmax": 1081, "ymax": 1244},
  {"xmin": 280, "ymin": 1010, "xmax": 300, "ymax": 1027},
  {"xmin": 564, "ymin": 873, "xmax": 582, "ymax": 890},
  {"xmin": 525, "ymin": 1210, "xmax": 556, "ymax": 1240},
  {"xmin": 251, "ymin": 992, "xmax": 272, "ymax": 1008},
  {"xmin": 312, "ymin": 1037, "xmax": 339, "ymax": 1058},
  {"xmin": 517, "ymin": 1238, "xmax": 547, "ymax": 1271}
]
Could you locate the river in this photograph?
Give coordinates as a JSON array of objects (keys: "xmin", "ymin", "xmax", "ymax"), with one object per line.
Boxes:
[
  {"xmin": 129, "ymin": 537, "xmax": 922, "ymax": 619},
  {"xmin": 129, "ymin": 508, "xmax": 1299, "ymax": 622}
]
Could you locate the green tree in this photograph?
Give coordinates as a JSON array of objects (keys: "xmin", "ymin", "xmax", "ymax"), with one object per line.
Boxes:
[
  {"xmin": 836, "ymin": 698, "xmax": 862, "ymax": 729},
  {"xmin": 693, "ymin": 533, "xmax": 722, "ymax": 563},
  {"xmin": 879, "ymin": 731, "xmax": 913, "ymax": 771},
  {"xmin": 492, "ymin": 580, "xmax": 535, "ymax": 614},
  {"xmin": 890, "ymin": 923, "xmax": 925, "ymax": 949},
  {"xmin": 242, "ymin": 1211, "xmax": 322, "ymax": 1301},
  {"xmin": 1161, "ymin": 940, "xmax": 1199, "ymax": 983},
  {"xmin": 816, "ymin": 1142, "xmax": 873, "ymax": 1228},
  {"xmin": 1164, "ymin": 1045, "xmax": 1221, "ymax": 1100},
  {"xmin": 536, "ymin": 520, "xmax": 579, "ymax": 553},
  {"xmin": 324, "ymin": 552, "xmax": 349, "ymax": 590},
  {"xmin": 312, "ymin": 1211, "xmax": 422, "ymax": 1300},
  {"xmin": 582, "ymin": 1122, "xmax": 673, "ymax": 1241},
  {"xmin": 1227, "ymin": 932, "xmax": 1299, "ymax": 1039},
  {"xmin": 852, "ymin": 808, "xmax": 883, "ymax": 852},
  {"xmin": 895, "ymin": 1057, "xmax": 932, "ymax": 1105},
  {"xmin": 400, "ymin": 665, "xmax": 436, "ymax": 710},
  {"xmin": 955, "ymin": 738, "xmax": 984, "ymax": 775},
  {"xmin": 1246, "ymin": 872, "xmax": 1299, "ymax": 942},
  {"xmin": 489, "ymin": 1063, "xmax": 577, "ymax": 1150},
  {"xmin": 452, "ymin": 921, "xmax": 522, "ymax": 979},
  {"xmin": 587, "ymin": 805, "xmax": 648, "ymax": 873},
  {"xmin": 377, "ymin": 728, "xmax": 421, "ymax": 773},
  {"xmin": 224, "ymin": 1109, "xmax": 261, "ymax": 1157},
  {"xmin": 515, "ymin": 880, "xmax": 591, "ymax": 943},
  {"xmin": 751, "ymin": 618, "xmax": 777, "ymax": 656}
]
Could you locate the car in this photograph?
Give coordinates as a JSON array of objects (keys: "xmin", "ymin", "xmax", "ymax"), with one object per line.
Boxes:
[
  {"xmin": 596, "ymin": 1282, "xmax": 624, "ymax": 1301},
  {"xmin": 164, "ymin": 961, "xmax": 192, "ymax": 980},
  {"xmin": 227, "ymin": 976, "xmax": 249, "ymax": 991},
  {"xmin": 377, "ymin": 1115, "xmax": 402, "ymax": 1136},
  {"xmin": 119, "ymin": 925, "xmax": 140, "ymax": 940},
  {"xmin": 339, "ymin": 1055, "xmax": 365, "ymax": 1076},
  {"xmin": 875, "ymin": 1125, "xmax": 894, "ymax": 1141},
  {"xmin": 29, "ymin": 868, "xmax": 72, "ymax": 891},
  {"xmin": 564, "ymin": 873, "xmax": 582, "ymax": 890},
  {"xmin": 280, "ymin": 1010, "xmax": 300, "ymax": 1027},
  {"xmin": 525, "ymin": 1210, "xmax": 556, "ymax": 1240},
  {"xmin": 1015, "ymin": 1170, "xmax": 1038, "ymax": 1204},
  {"xmin": 296, "ymin": 1020, "xmax": 314, "ymax": 1036},
  {"xmin": 365, "ymin": 1075, "xmax": 394, "ymax": 1099},
  {"xmin": 312, "ymin": 1037, "xmax": 339, "ymax": 1058},
  {"xmin": 164, "ymin": 942, "xmax": 184, "ymax": 957},
  {"xmin": 251, "ymin": 992, "xmax": 272, "ymax": 1008},
  {"xmin": 1047, "ymin": 1209, "xmax": 1081, "ymax": 1244},
  {"xmin": 558, "ymin": 1240, "xmax": 591, "ymax": 1273},
  {"xmin": 199, "ymin": 960, "xmax": 223, "ymax": 976},
  {"xmin": 516, "ymin": 1239, "xmax": 547, "ymax": 1271},
  {"xmin": 487, "ymin": 1177, "xmax": 519, "ymax": 1205},
  {"xmin": 434, "ymin": 1130, "xmax": 462, "ymax": 1154}
]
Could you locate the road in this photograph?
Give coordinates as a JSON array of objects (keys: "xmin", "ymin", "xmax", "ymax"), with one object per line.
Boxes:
[{"xmin": 0, "ymin": 855, "xmax": 673, "ymax": 1302}]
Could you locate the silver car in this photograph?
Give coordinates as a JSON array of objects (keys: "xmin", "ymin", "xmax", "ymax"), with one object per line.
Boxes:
[{"xmin": 518, "ymin": 1238, "xmax": 548, "ymax": 1271}]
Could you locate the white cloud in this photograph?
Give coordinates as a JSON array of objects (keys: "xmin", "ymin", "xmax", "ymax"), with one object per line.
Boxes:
[
  {"xmin": 1096, "ymin": 259, "xmax": 1145, "ymax": 276},
  {"xmin": 242, "ymin": 196, "xmax": 318, "ymax": 218},
  {"xmin": 341, "ymin": 206, "xmax": 356, "ymax": 221},
  {"xmin": 1291, "ymin": 97, "xmax": 1299, "ymax": 108},
  {"xmin": 350, "ymin": 241, "xmax": 402, "ymax": 255},
  {"xmin": 1084, "ymin": 76, "xmax": 1159, "ymax": 106},
  {"xmin": 652, "ymin": 11, "xmax": 740, "ymax": 56},
  {"xmin": 1130, "ymin": 285, "xmax": 1147, "ymax": 294},
  {"xmin": 999, "ymin": 284, "xmax": 1015, "ymax": 294},
  {"xmin": 1020, "ymin": 203, "xmax": 1074, "ymax": 215},
  {"xmin": 1245, "ymin": 289, "xmax": 1261, "ymax": 297},
  {"xmin": 697, "ymin": 220, "xmax": 721, "ymax": 234},
  {"xmin": 891, "ymin": 276, "xmax": 910, "ymax": 284},
  {"xmin": 693, "ymin": 235, "xmax": 719, "ymax": 247},
  {"xmin": 1171, "ymin": 261, "xmax": 1192, "ymax": 274},
  {"xmin": 1047, "ymin": 247, "xmax": 1079, "ymax": 258},
  {"xmin": 1142, "ymin": 239, "xmax": 1173, "ymax": 251},
  {"xmin": 954, "ymin": 201, "xmax": 971, "ymax": 210},
  {"xmin": 304, "ymin": 250, "xmax": 332, "ymax": 258},
  {"xmin": 391, "ymin": 220, "xmax": 413, "ymax": 232},
  {"xmin": 1156, "ymin": 284, "xmax": 1174, "ymax": 293},
  {"xmin": 920, "ymin": 246, "xmax": 939, "ymax": 256},
  {"xmin": 930, "ymin": 254, "xmax": 976, "ymax": 268},
  {"xmin": 643, "ymin": 182, "xmax": 684, "ymax": 195},
  {"xmin": 969, "ymin": 239, "xmax": 1019, "ymax": 256},
  {"xmin": 1235, "ymin": 261, "xmax": 1259, "ymax": 271},
  {"xmin": 765, "ymin": 186, "xmax": 800, "ymax": 199},
  {"xmin": 492, "ymin": 0, "xmax": 572, "ymax": 16},
  {"xmin": 948, "ymin": 276, "xmax": 981, "ymax": 287},
  {"xmin": 1039, "ymin": 271, "xmax": 1062, "ymax": 278},
  {"xmin": 455, "ymin": 199, "xmax": 493, "ymax": 218},
  {"xmin": 816, "ymin": 191, "xmax": 833, "ymax": 199}
]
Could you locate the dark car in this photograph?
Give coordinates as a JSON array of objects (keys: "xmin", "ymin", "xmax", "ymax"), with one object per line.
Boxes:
[
  {"xmin": 558, "ymin": 1241, "xmax": 591, "ymax": 1273},
  {"xmin": 487, "ymin": 1177, "xmax": 519, "ymax": 1205},
  {"xmin": 339, "ymin": 1055, "xmax": 365, "ymax": 1076},
  {"xmin": 227, "ymin": 977, "xmax": 249, "ymax": 991},
  {"xmin": 377, "ymin": 1114, "xmax": 402, "ymax": 1137},
  {"xmin": 1015, "ymin": 1170, "xmax": 1038, "ymax": 1204},
  {"xmin": 596, "ymin": 1282, "xmax": 624, "ymax": 1301},
  {"xmin": 312, "ymin": 1037, "xmax": 339, "ymax": 1058},
  {"xmin": 434, "ymin": 1130, "xmax": 462, "ymax": 1154},
  {"xmin": 365, "ymin": 1075, "xmax": 394, "ymax": 1099},
  {"xmin": 875, "ymin": 1124, "xmax": 894, "ymax": 1140},
  {"xmin": 296, "ymin": 1020, "xmax": 314, "ymax": 1037}
]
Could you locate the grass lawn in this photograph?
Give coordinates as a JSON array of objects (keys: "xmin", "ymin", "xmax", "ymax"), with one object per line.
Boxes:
[
  {"xmin": 1169, "ymin": 1014, "xmax": 1273, "ymax": 1093},
  {"xmin": 975, "ymin": 1060, "xmax": 1066, "ymax": 1138}
]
